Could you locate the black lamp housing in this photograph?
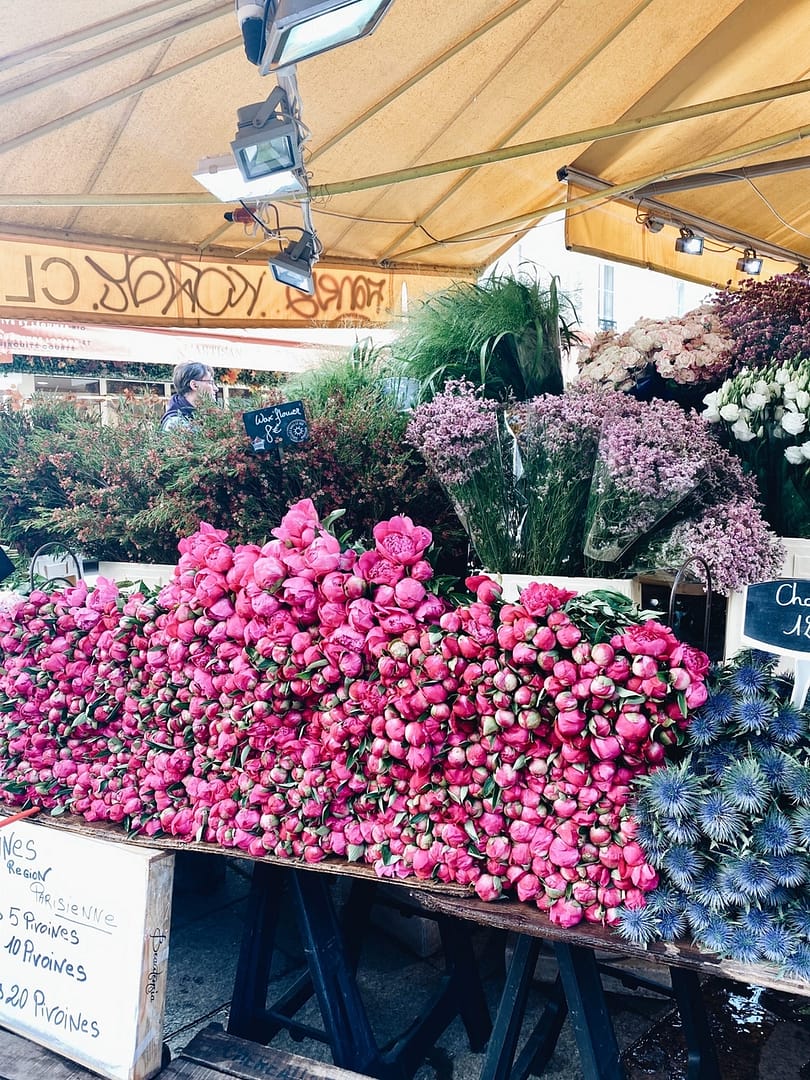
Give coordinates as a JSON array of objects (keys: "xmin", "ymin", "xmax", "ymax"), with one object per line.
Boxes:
[
  {"xmin": 259, "ymin": 0, "xmax": 396, "ymax": 72},
  {"xmin": 674, "ymin": 228, "xmax": 704, "ymax": 256},
  {"xmin": 269, "ymin": 231, "xmax": 318, "ymax": 294},
  {"xmin": 736, "ymin": 248, "xmax": 763, "ymax": 275},
  {"xmin": 231, "ymin": 86, "xmax": 301, "ymax": 183}
]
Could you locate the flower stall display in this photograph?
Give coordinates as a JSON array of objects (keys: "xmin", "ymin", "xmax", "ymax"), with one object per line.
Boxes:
[
  {"xmin": 702, "ymin": 357, "xmax": 810, "ymax": 538},
  {"xmin": 0, "ymin": 500, "xmax": 711, "ymax": 929},
  {"xmin": 406, "ymin": 380, "xmax": 783, "ymax": 595},
  {"xmin": 618, "ymin": 650, "xmax": 810, "ymax": 981}
]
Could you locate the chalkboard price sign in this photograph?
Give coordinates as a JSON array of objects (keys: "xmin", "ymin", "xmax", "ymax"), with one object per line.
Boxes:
[
  {"xmin": 741, "ymin": 578, "xmax": 810, "ymax": 657},
  {"xmin": 0, "ymin": 816, "xmax": 174, "ymax": 1080},
  {"xmin": 243, "ymin": 400, "xmax": 308, "ymax": 454}
]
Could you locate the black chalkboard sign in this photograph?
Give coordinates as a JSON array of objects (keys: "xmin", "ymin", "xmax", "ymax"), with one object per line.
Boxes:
[
  {"xmin": 741, "ymin": 578, "xmax": 810, "ymax": 657},
  {"xmin": 242, "ymin": 400, "xmax": 308, "ymax": 453},
  {"xmin": 0, "ymin": 546, "xmax": 13, "ymax": 584}
]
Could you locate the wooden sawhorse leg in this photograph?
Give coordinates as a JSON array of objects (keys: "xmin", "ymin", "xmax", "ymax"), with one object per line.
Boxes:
[
  {"xmin": 480, "ymin": 934, "xmax": 568, "ymax": 1080},
  {"xmin": 554, "ymin": 942, "xmax": 625, "ymax": 1080},
  {"xmin": 228, "ymin": 863, "xmax": 491, "ymax": 1080},
  {"xmin": 668, "ymin": 968, "xmax": 721, "ymax": 1080}
]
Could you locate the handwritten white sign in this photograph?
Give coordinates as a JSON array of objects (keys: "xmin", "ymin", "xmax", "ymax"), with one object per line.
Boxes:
[{"xmin": 0, "ymin": 816, "xmax": 174, "ymax": 1080}]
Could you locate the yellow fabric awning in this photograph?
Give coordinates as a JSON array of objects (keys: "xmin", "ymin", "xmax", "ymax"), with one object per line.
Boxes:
[{"xmin": 1, "ymin": 0, "xmax": 810, "ymax": 320}]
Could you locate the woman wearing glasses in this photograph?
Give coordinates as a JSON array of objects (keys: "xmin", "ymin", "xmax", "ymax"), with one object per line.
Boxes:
[{"xmin": 160, "ymin": 363, "xmax": 217, "ymax": 432}]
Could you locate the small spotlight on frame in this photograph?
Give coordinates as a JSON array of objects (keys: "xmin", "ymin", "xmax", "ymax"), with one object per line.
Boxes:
[
  {"xmin": 231, "ymin": 86, "xmax": 301, "ymax": 184},
  {"xmin": 269, "ymin": 231, "xmax": 318, "ymax": 294},
  {"xmin": 736, "ymin": 248, "xmax": 763, "ymax": 275},
  {"xmin": 640, "ymin": 214, "xmax": 665, "ymax": 233},
  {"xmin": 674, "ymin": 228, "xmax": 704, "ymax": 256}
]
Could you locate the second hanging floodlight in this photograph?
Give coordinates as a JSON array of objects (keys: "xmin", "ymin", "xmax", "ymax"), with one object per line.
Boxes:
[
  {"xmin": 259, "ymin": 0, "xmax": 396, "ymax": 72},
  {"xmin": 231, "ymin": 85, "xmax": 301, "ymax": 183},
  {"xmin": 736, "ymin": 248, "xmax": 763, "ymax": 275},
  {"xmin": 268, "ymin": 230, "xmax": 319, "ymax": 293},
  {"xmin": 674, "ymin": 228, "xmax": 704, "ymax": 256}
]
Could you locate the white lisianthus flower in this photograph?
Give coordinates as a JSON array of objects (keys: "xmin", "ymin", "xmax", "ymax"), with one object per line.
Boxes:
[
  {"xmin": 783, "ymin": 381, "xmax": 799, "ymax": 400},
  {"xmin": 753, "ymin": 379, "xmax": 771, "ymax": 398},
  {"xmin": 775, "ymin": 369, "xmax": 790, "ymax": 385},
  {"xmin": 731, "ymin": 416, "xmax": 756, "ymax": 442},
  {"xmin": 801, "ymin": 441, "xmax": 810, "ymax": 461},
  {"xmin": 744, "ymin": 392, "xmax": 769, "ymax": 411},
  {"xmin": 786, "ymin": 446, "xmax": 805, "ymax": 465},
  {"xmin": 797, "ymin": 389, "xmax": 810, "ymax": 410},
  {"xmin": 782, "ymin": 411, "xmax": 807, "ymax": 436},
  {"xmin": 719, "ymin": 403, "xmax": 740, "ymax": 422}
]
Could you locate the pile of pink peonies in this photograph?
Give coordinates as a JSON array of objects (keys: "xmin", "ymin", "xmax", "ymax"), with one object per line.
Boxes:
[{"xmin": 0, "ymin": 500, "xmax": 708, "ymax": 928}]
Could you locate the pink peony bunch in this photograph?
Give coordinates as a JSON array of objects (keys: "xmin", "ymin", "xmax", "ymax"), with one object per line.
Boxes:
[{"xmin": 0, "ymin": 500, "xmax": 710, "ymax": 928}]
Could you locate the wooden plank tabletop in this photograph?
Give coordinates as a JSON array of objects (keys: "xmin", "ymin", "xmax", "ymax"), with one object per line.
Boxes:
[
  {"xmin": 4, "ymin": 805, "xmax": 809, "ymax": 1000},
  {"xmin": 400, "ymin": 886, "xmax": 810, "ymax": 998}
]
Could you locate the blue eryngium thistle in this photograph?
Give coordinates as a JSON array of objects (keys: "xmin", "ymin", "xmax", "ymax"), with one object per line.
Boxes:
[
  {"xmin": 661, "ymin": 844, "xmax": 705, "ymax": 889},
  {"xmin": 644, "ymin": 886, "xmax": 685, "ymax": 916},
  {"xmin": 784, "ymin": 763, "xmax": 810, "ymax": 807},
  {"xmin": 786, "ymin": 900, "xmax": 810, "ymax": 939},
  {"xmin": 684, "ymin": 899, "xmax": 712, "ymax": 933},
  {"xmin": 687, "ymin": 708, "xmax": 724, "ymax": 746},
  {"xmin": 758, "ymin": 748, "xmax": 794, "ymax": 790},
  {"xmin": 696, "ymin": 792, "xmax": 744, "ymax": 844},
  {"xmin": 728, "ymin": 656, "xmax": 773, "ymax": 698},
  {"xmin": 766, "ymin": 852, "xmax": 810, "ymax": 887},
  {"xmin": 697, "ymin": 915, "xmax": 734, "ymax": 954},
  {"xmin": 693, "ymin": 866, "xmax": 735, "ymax": 912},
  {"xmin": 659, "ymin": 814, "xmax": 703, "ymax": 845},
  {"xmin": 753, "ymin": 808, "xmax": 796, "ymax": 856},
  {"xmin": 784, "ymin": 942, "xmax": 810, "ymax": 982},
  {"xmin": 741, "ymin": 908, "xmax": 772, "ymax": 934},
  {"xmin": 640, "ymin": 762, "xmax": 703, "ymax": 820},
  {"xmin": 703, "ymin": 741, "xmax": 740, "ymax": 779},
  {"xmin": 733, "ymin": 695, "xmax": 775, "ymax": 734},
  {"xmin": 728, "ymin": 854, "xmax": 776, "ymax": 900},
  {"xmin": 728, "ymin": 923, "xmax": 762, "ymax": 963},
  {"xmin": 657, "ymin": 909, "xmax": 687, "ymax": 941},
  {"xmin": 633, "ymin": 820, "xmax": 668, "ymax": 864},
  {"xmin": 615, "ymin": 904, "xmax": 659, "ymax": 945},
  {"xmin": 758, "ymin": 923, "xmax": 794, "ymax": 964},
  {"xmin": 790, "ymin": 806, "xmax": 810, "ymax": 848},
  {"xmin": 697, "ymin": 689, "xmax": 735, "ymax": 726},
  {"xmin": 769, "ymin": 703, "xmax": 807, "ymax": 745},
  {"xmin": 721, "ymin": 757, "xmax": 771, "ymax": 814}
]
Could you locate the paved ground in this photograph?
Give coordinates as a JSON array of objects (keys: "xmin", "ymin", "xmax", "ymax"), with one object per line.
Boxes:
[{"xmin": 164, "ymin": 853, "xmax": 810, "ymax": 1080}]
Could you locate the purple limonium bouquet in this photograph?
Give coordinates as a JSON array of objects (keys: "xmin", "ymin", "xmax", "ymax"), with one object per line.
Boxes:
[
  {"xmin": 406, "ymin": 379, "xmax": 517, "ymax": 570},
  {"xmin": 583, "ymin": 400, "xmax": 707, "ymax": 563}
]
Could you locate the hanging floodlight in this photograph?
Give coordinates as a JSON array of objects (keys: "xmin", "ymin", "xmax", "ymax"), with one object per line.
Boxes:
[
  {"xmin": 674, "ymin": 228, "xmax": 704, "ymax": 256},
  {"xmin": 268, "ymin": 230, "xmax": 318, "ymax": 293},
  {"xmin": 258, "ymin": 0, "xmax": 396, "ymax": 73},
  {"xmin": 231, "ymin": 85, "xmax": 301, "ymax": 183},
  {"xmin": 736, "ymin": 248, "xmax": 763, "ymax": 275},
  {"xmin": 194, "ymin": 154, "xmax": 307, "ymax": 202}
]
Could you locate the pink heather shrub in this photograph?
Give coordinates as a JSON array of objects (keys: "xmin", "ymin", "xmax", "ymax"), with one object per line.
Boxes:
[{"xmin": 0, "ymin": 500, "xmax": 711, "ymax": 928}]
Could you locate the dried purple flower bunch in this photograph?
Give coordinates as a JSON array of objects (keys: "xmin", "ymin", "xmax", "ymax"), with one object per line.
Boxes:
[{"xmin": 711, "ymin": 270, "xmax": 810, "ymax": 373}]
